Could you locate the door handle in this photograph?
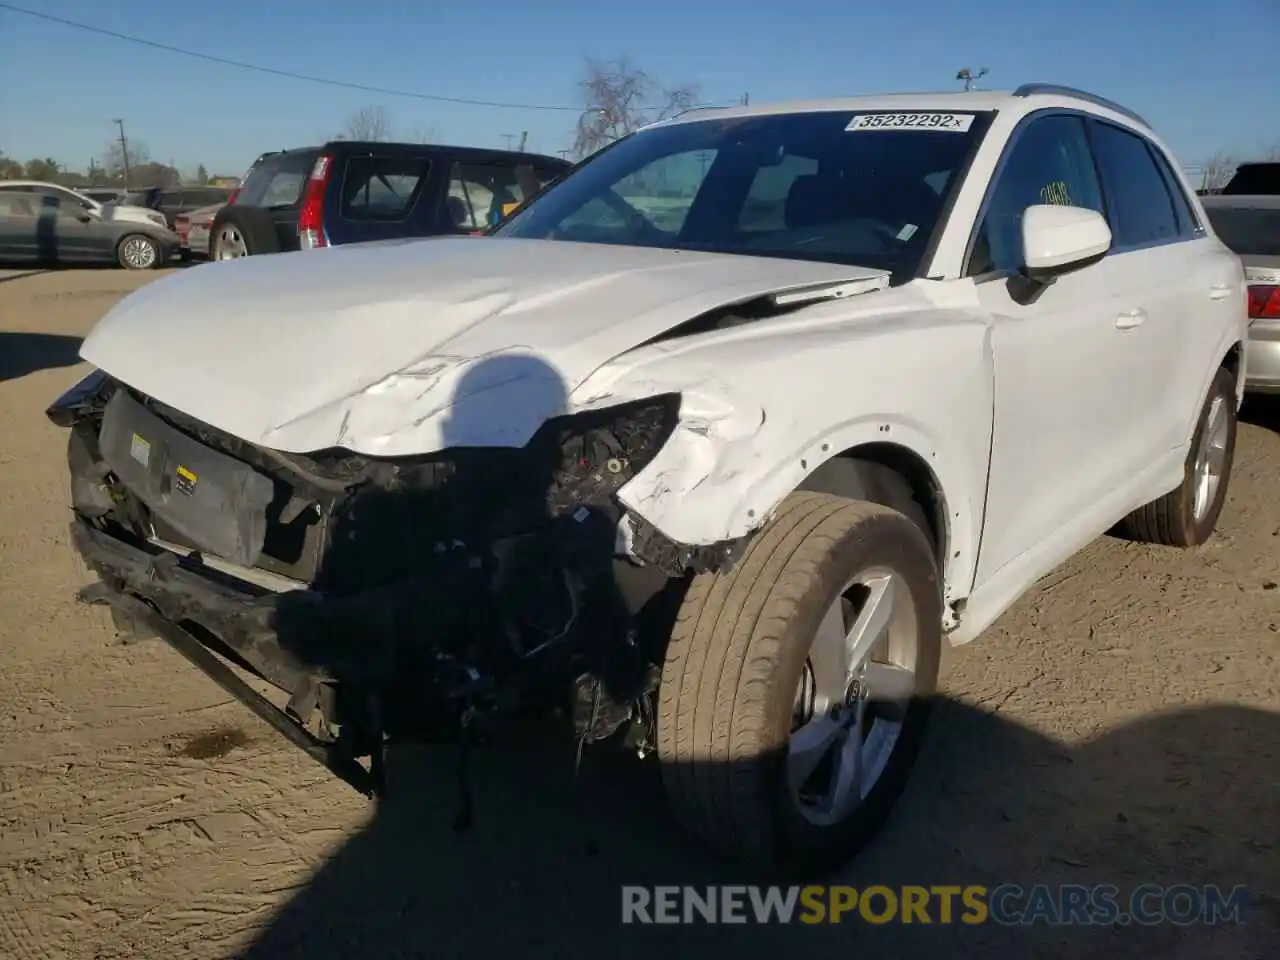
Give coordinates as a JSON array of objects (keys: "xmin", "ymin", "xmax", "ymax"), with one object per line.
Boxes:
[
  {"xmin": 1115, "ymin": 308, "xmax": 1146, "ymax": 330},
  {"xmin": 1208, "ymin": 284, "xmax": 1233, "ymax": 301}
]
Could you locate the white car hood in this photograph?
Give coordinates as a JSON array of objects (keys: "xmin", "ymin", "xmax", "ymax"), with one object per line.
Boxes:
[{"xmin": 80, "ymin": 236, "xmax": 887, "ymax": 456}]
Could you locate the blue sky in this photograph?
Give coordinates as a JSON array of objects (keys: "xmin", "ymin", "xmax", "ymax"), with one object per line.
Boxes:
[{"xmin": 1, "ymin": 0, "xmax": 1276, "ymax": 178}]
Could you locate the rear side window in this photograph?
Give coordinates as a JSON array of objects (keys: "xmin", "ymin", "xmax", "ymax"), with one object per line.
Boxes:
[
  {"xmin": 444, "ymin": 160, "xmax": 563, "ymax": 230},
  {"xmin": 339, "ymin": 156, "xmax": 429, "ymax": 220},
  {"xmin": 157, "ymin": 190, "xmax": 184, "ymax": 207},
  {"xmin": 1088, "ymin": 122, "xmax": 1180, "ymax": 248},
  {"xmin": 236, "ymin": 152, "xmax": 316, "ymax": 209},
  {"xmin": 0, "ymin": 194, "xmax": 37, "ymax": 217},
  {"xmin": 1204, "ymin": 206, "xmax": 1280, "ymax": 257},
  {"xmin": 1146, "ymin": 144, "xmax": 1200, "ymax": 235}
]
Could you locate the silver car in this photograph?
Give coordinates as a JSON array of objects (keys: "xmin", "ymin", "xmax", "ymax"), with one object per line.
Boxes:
[{"xmin": 1201, "ymin": 194, "xmax": 1280, "ymax": 393}]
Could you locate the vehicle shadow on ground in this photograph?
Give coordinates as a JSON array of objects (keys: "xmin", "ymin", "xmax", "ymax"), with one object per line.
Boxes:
[
  {"xmin": 234, "ymin": 700, "xmax": 1278, "ymax": 959},
  {"xmin": 0, "ymin": 331, "xmax": 84, "ymax": 382},
  {"xmin": 0, "ymin": 268, "xmax": 53, "ymax": 284},
  {"xmin": 226, "ymin": 355, "xmax": 1277, "ymax": 960},
  {"xmin": 1241, "ymin": 395, "xmax": 1280, "ymax": 434}
]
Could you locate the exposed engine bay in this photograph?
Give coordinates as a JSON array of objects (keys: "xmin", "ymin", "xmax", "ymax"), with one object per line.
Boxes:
[{"xmin": 53, "ymin": 368, "xmax": 748, "ymax": 814}]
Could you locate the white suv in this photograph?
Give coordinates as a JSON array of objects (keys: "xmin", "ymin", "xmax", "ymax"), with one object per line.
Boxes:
[{"xmin": 58, "ymin": 83, "xmax": 1248, "ymax": 875}]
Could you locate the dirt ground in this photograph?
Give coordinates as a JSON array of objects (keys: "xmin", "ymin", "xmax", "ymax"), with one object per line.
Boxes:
[{"xmin": 0, "ymin": 265, "xmax": 1276, "ymax": 959}]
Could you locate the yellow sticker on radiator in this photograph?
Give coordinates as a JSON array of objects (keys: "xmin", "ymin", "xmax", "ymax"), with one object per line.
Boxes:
[{"xmin": 174, "ymin": 465, "xmax": 198, "ymax": 496}]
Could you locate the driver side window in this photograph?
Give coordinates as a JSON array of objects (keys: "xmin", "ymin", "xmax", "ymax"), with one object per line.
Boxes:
[
  {"xmin": 561, "ymin": 149, "xmax": 717, "ymax": 235},
  {"xmin": 969, "ymin": 115, "xmax": 1104, "ymax": 276}
]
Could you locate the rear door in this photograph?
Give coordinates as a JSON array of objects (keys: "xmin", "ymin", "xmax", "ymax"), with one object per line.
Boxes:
[
  {"xmin": 231, "ymin": 151, "xmax": 317, "ymax": 251},
  {"xmin": 1085, "ymin": 118, "xmax": 1214, "ymax": 454},
  {"xmin": 0, "ymin": 193, "xmax": 39, "ymax": 261},
  {"xmin": 328, "ymin": 153, "xmax": 434, "ymax": 244}
]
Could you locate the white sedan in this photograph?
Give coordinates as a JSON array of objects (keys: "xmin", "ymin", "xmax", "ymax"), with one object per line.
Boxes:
[{"xmin": 52, "ymin": 83, "xmax": 1247, "ymax": 874}]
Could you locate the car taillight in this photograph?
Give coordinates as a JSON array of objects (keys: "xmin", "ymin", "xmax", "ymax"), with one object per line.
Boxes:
[
  {"xmin": 298, "ymin": 154, "xmax": 333, "ymax": 250},
  {"xmin": 1248, "ymin": 284, "xmax": 1280, "ymax": 320},
  {"xmin": 227, "ymin": 187, "xmax": 240, "ymax": 205}
]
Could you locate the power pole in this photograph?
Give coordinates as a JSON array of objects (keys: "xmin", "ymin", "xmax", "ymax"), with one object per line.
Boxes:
[
  {"xmin": 111, "ymin": 118, "xmax": 131, "ymax": 190},
  {"xmin": 955, "ymin": 67, "xmax": 988, "ymax": 92},
  {"xmin": 500, "ymin": 133, "xmax": 514, "ymax": 150},
  {"xmin": 517, "ymin": 131, "xmax": 528, "ymax": 152},
  {"xmin": 741, "ymin": 92, "xmax": 750, "ymax": 106}
]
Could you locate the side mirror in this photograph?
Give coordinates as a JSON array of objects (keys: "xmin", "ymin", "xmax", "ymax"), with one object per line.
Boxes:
[
  {"xmin": 1010, "ymin": 204, "xmax": 1111, "ymax": 304},
  {"xmin": 1021, "ymin": 204, "xmax": 1111, "ymax": 277},
  {"xmin": 76, "ymin": 212, "xmax": 94, "ymax": 223}
]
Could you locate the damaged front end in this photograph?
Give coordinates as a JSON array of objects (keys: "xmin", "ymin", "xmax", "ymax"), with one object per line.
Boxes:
[{"xmin": 49, "ymin": 369, "xmax": 744, "ymax": 806}]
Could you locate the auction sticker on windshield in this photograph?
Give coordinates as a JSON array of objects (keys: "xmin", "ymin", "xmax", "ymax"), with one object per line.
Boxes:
[{"xmin": 846, "ymin": 113, "xmax": 975, "ymax": 132}]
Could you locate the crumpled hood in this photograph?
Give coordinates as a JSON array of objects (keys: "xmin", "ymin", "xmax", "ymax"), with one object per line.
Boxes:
[{"xmin": 80, "ymin": 236, "xmax": 886, "ymax": 455}]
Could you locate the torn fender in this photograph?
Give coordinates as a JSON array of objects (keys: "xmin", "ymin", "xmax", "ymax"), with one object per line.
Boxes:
[{"xmin": 576, "ymin": 284, "xmax": 995, "ymax": 602}]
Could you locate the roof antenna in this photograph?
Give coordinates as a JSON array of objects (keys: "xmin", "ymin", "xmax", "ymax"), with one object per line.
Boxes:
[{"xmin": 955, "ymin": 67, "xmax": 989, "ymax": 92}]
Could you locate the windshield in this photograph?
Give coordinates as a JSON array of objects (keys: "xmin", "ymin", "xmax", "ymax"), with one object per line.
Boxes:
[
  {"xmin": 1205, "ymin": 206, "xmax": 1280, "ymax": 257},
  {"xmin": 493, "ymin": 110, "xmax": 991, "ymax": 277}
]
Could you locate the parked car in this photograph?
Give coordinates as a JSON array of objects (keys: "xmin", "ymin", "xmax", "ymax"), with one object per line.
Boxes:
[
  {"xmin": 0, "ymin": 181, "xmax": 169, "ymax": 230},
  {"xmin": 1221, "ymin": 161, "xmax": 1280, "ymax": 196},
  {"xmin": 207, "ymin": 140, "xmax": 569, "ymax": 259},
  {"xmin": 1201, "ymin": 194, "xmax": 1280, "ymax": 391},
  {"xmin": 173, "ymin": 202, "xmax": 224, "ymax": 260},
  {"xmin": 127, "ymin": 185, "xmax": 236, "ymax": 228},
  {"xmin": 0, "ymin": 191, "xmax": 178, "ymax": 269},
  {"xmin": 53, "ymin": 85, "xmax": 1246, "ymax": 875}
]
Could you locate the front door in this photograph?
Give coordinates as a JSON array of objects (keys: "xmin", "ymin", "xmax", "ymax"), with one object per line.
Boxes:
[{"xmin": 966, "ymin": 112, "xmax": 1162, "ymax": 587}]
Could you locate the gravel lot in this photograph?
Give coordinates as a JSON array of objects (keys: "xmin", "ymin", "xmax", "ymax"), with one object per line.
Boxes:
[{"xmin": 1, "ymin": 265, "xmax": 1276, "ymax": 959}]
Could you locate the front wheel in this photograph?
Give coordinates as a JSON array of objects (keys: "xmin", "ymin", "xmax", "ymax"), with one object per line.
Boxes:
[
  {"xmin": 116, "ymin": 234, "xmax": 161, "ymax": 270},
  {"xmin": 1119, "ymin": 365, "xmax": 1237, "ymax": 547},
  {"xmin": 656, "ymin": 491, "xmax": 942, "ymax": 875}
]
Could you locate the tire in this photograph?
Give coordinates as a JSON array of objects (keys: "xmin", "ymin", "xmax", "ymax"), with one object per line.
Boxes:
[
  {"xmin": 1119, "ymin": 365, "xmax": 1237, "ymax": 547},
  {"xmin": 656, "ymin": 491, "xmax": 943, "ymax": 876},
  {"xmin": 210, "ymin": 206, "xmax": 282, "ymax": 260},
  {"xmin": 115, "ymin": 234, "xmax": 161, "ymax": 271}
]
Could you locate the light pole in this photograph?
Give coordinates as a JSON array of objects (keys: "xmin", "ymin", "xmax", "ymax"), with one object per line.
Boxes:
[{"xmin": 111, "ymin": 118, "xmax": 131, "ymax": 190}]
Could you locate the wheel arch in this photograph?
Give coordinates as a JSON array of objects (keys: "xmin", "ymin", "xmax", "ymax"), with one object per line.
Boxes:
[
  {"xmin": 798, "ymin": 442, "xmax": 950, "ymax": 571},
  {"xmin": 1221, "ymin": 339, "xmax": 1245, "ymax": 406}
]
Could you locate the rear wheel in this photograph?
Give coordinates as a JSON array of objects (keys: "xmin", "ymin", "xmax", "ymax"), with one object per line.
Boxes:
[
  {"xmin": 210, "ymin": 206, "xmax": 282, "ymax": 260},
  {"xmin": 116, "ymin": 234, "xmax": 161, "ymax": 270},
  {"xmin": 1119, "ymin": 366, "xmax": 1237, "ymax": 547},
  {"xmin": 656, "ymin": 492, "xmax": 942, "ymax": 875}
]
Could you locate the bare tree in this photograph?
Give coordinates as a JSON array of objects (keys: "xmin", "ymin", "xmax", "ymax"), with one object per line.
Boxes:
[
  {"xmin": 1197, "ymin": 150, "xmax": 1239, "ymax": 192},
  {"xmin": 407, "ymin": 122, "xmax": 441, "ymax": 144},
  {"xmin": 100, "ymin": 139, "xmax": 151, "ymax": 184},
  {"xmin": 572, "ymin": 56, "xmax": 698, "ymax": 159},
  {"xmin": 343, "ymin": 106, "xmax": 393, "ymax": 142}
]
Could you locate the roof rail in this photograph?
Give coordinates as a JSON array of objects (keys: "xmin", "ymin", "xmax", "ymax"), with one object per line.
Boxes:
[{"xmin": 1011, "ymin": 83, "xmax": 1148, "ymax": 127}]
